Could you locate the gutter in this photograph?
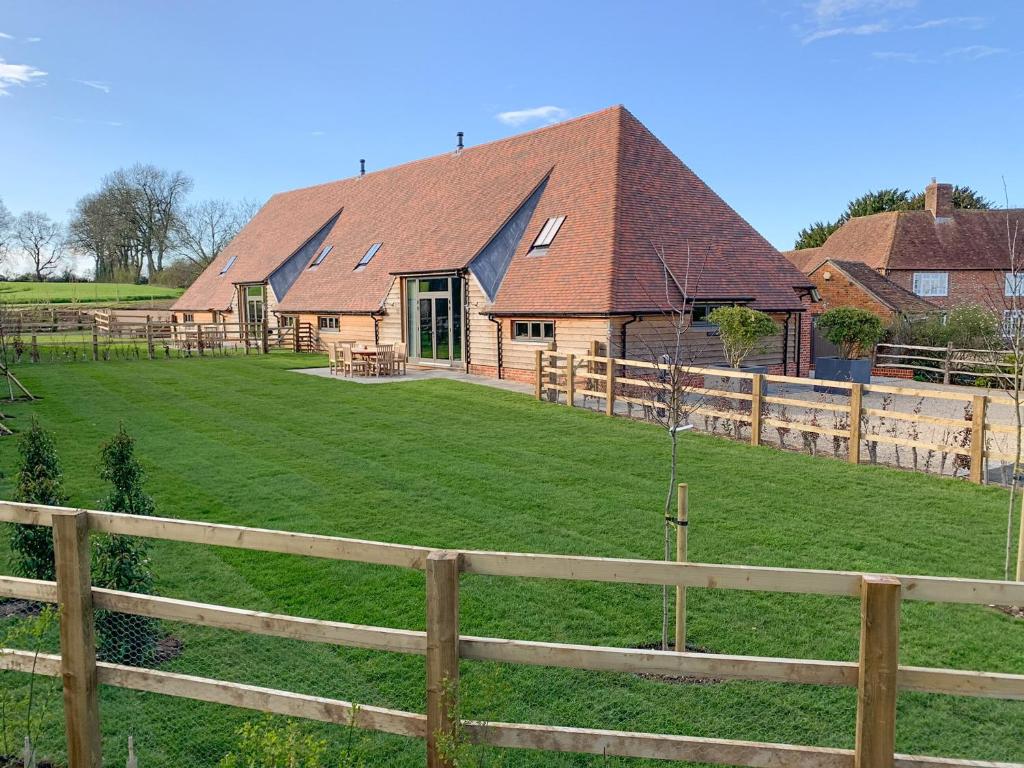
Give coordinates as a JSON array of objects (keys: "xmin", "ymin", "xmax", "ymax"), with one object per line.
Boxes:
[{"xmin": 620, "ymin": 314, "xmax": 640, "ymax": 358}]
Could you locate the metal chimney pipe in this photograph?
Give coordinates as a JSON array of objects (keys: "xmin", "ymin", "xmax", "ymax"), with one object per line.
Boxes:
[
  {"xmin": 360, "ymin": 159, "xmax": 366, "ymax": 176},
  {"xmin": 456, "ymin": 132, "xmax": 464, "ymax": 151}
]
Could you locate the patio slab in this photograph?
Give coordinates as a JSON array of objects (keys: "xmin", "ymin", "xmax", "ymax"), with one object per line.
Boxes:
[{"xmin": 290, "ymin": 366, "xmax": 533, "ymax": 395}]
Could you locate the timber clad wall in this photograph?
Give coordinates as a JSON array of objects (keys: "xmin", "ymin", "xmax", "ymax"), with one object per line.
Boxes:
[{"xmin": 379, "ymin": 280, "xmax": 403, "ymax": 346}]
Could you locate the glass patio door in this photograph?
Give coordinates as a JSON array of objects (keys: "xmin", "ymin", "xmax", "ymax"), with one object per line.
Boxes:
[{"xmin": 407, "ymin": 277, "xmax": 462, "ymax": 365}]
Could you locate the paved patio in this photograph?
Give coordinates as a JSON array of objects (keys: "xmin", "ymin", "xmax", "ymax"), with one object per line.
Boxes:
[{"xmin": 290, "ymin": 366, "xmax": 533, "ymax": 395}]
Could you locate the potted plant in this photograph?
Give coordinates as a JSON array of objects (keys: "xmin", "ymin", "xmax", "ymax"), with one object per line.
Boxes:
[
  {"xmin": 814, "ymin": 307, "xmax": 884, "ymax": 390},
  {"xmin": 707, "ymin": 306, "xmax": 780, "ymax": 394}
]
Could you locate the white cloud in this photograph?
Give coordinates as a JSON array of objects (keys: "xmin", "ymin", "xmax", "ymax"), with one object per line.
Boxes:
[
  {"xmin": 802, "ymin": 22, "xmax": 887, "ymax": 44},
  {"xmin": 945, "ymin": 45, "xmax": 1009, "ymax": 59},
  {"xmin": 871, "ymin": 50, "xmax": 921, "ymax": 62},
  {"xmin": 495, "ymin": 106, "xmax": 569, "ymax": 127},
  {"xmin": 75, "ymin": 79, "xmax": 111, "ymax": 93},
  {"xmin": 26, "ymin": 37, "xmax": 42, "ymax": 43},
  {"xmin": 908, "ymin": 16, "xmax": 986, "ymax": 30},
  {"xmin": 54, "ymin": 116, "xmax": 124, "ymax": 127},
  {"xmin": 0, "ymin": 32, "xmax": 13, "ymax": 40},
  {"xmin": 808, "ymin": 0, "xmax": 916, "ymax": 23},
  {"xmin": 0, "ymin": 58, "xmax": 46, "ymax": 95}
]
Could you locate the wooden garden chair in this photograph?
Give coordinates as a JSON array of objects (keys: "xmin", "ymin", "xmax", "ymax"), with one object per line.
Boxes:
[
  {"xmin": 374, "ymin": 344, "xmax": 395, "ymax": 376},
  {"xmin": 328, "ymin": 343, "xmax": 341, "ymax": 375},
  {"xmin": 394, "ymin": 342, "xmax": 408, "ymax": 375},
  {"xmin": 341, "ymin": 344, "xmax": 369, "ymax": 377}
]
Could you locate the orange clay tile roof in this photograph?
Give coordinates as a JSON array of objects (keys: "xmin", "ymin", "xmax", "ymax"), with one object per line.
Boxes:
[
  {"xmin": 781, "ymin": 247, "xmax": 825, "ymax": 275},
  {"xmin": 174, "ymin": 106, "xmax": 812, "ymax": 315},
  {"xmin": 810, "ymin": 208, "xmax": 1024, "ymax": 272},
  {"xmin": 822, "ymin": 259, "xmax": 939, "ymax": 315}
]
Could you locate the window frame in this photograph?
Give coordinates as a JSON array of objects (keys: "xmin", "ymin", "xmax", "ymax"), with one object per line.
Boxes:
[
  {"xmin": 1004, "ymin": 309, "xmax": 1024, "ymax": 336},
  {"xmin": 529, "ymin": 216, "xmax": 566, "ymax": 252},
  {"xmin": 219, "ymin": 255, "xmax": 237, "ymax": 275},
  {"xmin": 318, "ymin": 316, "xmax": 340, "ymax": 331},
  {"xmin": 912, "ymin": 271, "xmax": 949, "ymax": 297},
  {"xmin": 182, "ymin": 313, "xmax": 195, "ymax": 323},
  {"xmin": 355, "ymin": 242, "xmax": 382, "ymax": 270},
  {"xmin": 512, "ymin": 320, "xmax": 555, "ymax": 342},
  {"xmin": 309, "ymin": 244, "xmax": 333, "ymax": 269},
  {"xmin": 1006, "ymin": 273, "xmax": 1024, "ymax": 297}
]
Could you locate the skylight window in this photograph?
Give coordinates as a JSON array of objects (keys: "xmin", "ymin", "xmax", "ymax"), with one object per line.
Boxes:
[
  {"xmin": 530, "ymin": 216, "xmax": 566, "ymax": 252},
  {"xmin": 219, "ymin": 255, "xmax": 237, "ymax": 275},
  {"xmin": 309, "ymin": 244, "xmax": 333, "ymax": 269},
  {"xmin": 355, "ymin": 242, "xmax": 382, "ymax": 270}
]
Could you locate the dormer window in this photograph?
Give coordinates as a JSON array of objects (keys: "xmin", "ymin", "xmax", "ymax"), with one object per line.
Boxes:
[
  {"xmin": 309, "ymin": 244, "xmax": 333, "ymax": 269},
  {"xmin": 529, "ymin": 216, "xmax": 566, "ymax": 253},
  {"xmin": 219, "ymin": 255, "xmax": 237, "ymax": 275},
  {"xmin": 355, "ymin": 242, "xmax": 382, "ymax": 271}
]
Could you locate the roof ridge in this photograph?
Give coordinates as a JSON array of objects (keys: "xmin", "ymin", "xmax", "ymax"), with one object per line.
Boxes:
[{"xmin": 277, "ymin": 105, "xmax": 627, "ymax": 198}]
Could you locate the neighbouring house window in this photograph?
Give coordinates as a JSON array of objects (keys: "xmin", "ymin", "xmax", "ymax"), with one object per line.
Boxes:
[
  {"xmin": 912, "ymin": 272, "xmax": 948, "ymax": 297},
  {"xmin": 1006, "ymin": 274, "xmax": 1024, "ymax": 297},
  {"xmin": 529, "ymin": 216, "xmax": 566, "ymax": 253},
  {"xmin": 513, "ymin": 320, "xmax": 554, "ymax": 341},
  {"xmin": 1004, "ymin": 310, "xmax": 1024, "ymax": 336},
  {"xmin": 183, "ymin": 313, "xmax": 194, "ymax": 323},
  {"xmin": 319, "ymin": 316, "xmax": 339, "ymax": 331}
]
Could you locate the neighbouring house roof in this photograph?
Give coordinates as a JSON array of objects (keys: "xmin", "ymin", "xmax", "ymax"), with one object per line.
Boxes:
[
  {"xmin": 782, "ymin": 246, "xmax": 825, "ymax": 275},
  {"xmin": 819, "ymin": 259, "xmax": 939, "ymax": 316},
  {"xmin": 174, "ymin": 106, "xmax": 812, "ymax": 315},
  {"xmin": 808, "ymin": 208, "xmax": 1024, "ymax": 273}
]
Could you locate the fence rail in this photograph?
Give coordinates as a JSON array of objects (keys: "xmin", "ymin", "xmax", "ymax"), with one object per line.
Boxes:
[
  {"xmin": 876, "ymin": 343, "xmax": 1020, "ymax": 385},
  {"xmin": 536, "ymin": 351, "xmax": 1023, "ymax": 484},
  {"xmin": 0, "ymin": 501, "xmax": 1021, "ymax": 767}
]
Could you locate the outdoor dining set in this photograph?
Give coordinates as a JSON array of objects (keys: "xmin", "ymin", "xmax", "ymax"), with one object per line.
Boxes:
[{"xmin": 327, "ymin": 342, "xmax": 408, "ymax": 377}]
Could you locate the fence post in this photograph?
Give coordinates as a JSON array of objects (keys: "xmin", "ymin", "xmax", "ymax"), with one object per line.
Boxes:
[
  {"xmin": 849, "ymin": 383, "xmax": 863, "ymax": 465},
  {"xmin": 674, "ymin": 483, "xmax": 688, "ymax": 652},
  {"xmin": 197, "ymin": 324, "xmax": 204, "ymax": 357},
  {"xmin": 261, "ymin": 318, "xmax": 269, "ymax": 354},
  {"xmin": 426, "ymin": 551, "xmax": 461, "ymax": 768},
  {"xmin": 969, "ymin": 394, "xmax": 986, "ymax": 484},
  {"xmin": 145, "ymin": 315, "xmax": 154, "ymax": 360},
  {"xmin": 942, "ymin": 342, "xmax": 953, "ymax": 385},
  {"xmin": 749, "ymin": 374, "xmax": 763, "ymax": 446},
  {"xmin": 91, "ymin": 319, "xmax": 99, "ymax": 362},
  {"xmin": 589, "ymin": 340, "xmax": 599, "ymax": 393},
  {"xmin": 30, "ymin": 334, "xmax": 38, "ymax": 363},
  {"xmin": 565, "ymin": 353, "xmax": 575, "ymax": 407},
  {"xmin": 854, "ymin": 575, "xmax": 901, "ymax": 768},
  {"xmin": 535, "ymin": 349, "xmax": 543, "ymax": 400},
  {"xmin": 605, "ymin": 357, "xmax": 616, "ymax": 417},
  {"xmin": 52, "ymin": 510, "xmax": 103, "ymax": 768}
]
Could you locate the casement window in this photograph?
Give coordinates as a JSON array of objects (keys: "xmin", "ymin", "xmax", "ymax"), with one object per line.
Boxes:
[
  {"xmin": 912, "ymin": 272, "xmax": 948, "ymax": 297},
  {"xmin": 1004, "ymin": 310, "xmax": 1024, "ymax": 337},
  {"xmin": 1005, "ymin": 274, "xmax": 1024, "ymax": 297},
  {"xmin": 529, "ymin": 216, "xmax": 566, "ymax": 253},
  {"xmin": 319, "ymin": 316, "xmax": 340, "ymax": 331},
  {"xmin": 309, "ymin": 245, "xmax": 333, "ymax": 269},
  {"xmin": 182, "ymin": 313, "xmax": 195, "ymax": 323},
  {"xmin": 355, "ymin": 242, "xmax": 382, "ymax": 270},
  {"xmin": 280, "ymin": 316, "xmax": 296, "ymax": 328},
  {"xmin": 219, "ymin": 255, "xmax": 237, "ymax": 275},
  {"xmin": 513, "ymin": 320, "xmax": 554, "ymax": 341},
  {"xmin": 690, "ymin": 303, "xmax": 731, "ymax": 325}
]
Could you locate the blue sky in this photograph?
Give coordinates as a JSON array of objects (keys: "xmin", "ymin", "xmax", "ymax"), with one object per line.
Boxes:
[{"xmin": 1, "ymin": 0, "xmax": 1022, "ymax": 261}]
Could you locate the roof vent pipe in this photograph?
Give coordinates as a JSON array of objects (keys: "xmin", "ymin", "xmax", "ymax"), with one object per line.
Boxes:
[
  {"xmin": 456, "ymin": 131, "xmax": 464, "ymax": 154},
  {"xmin": 360, "ymin": 159, "xmax": 366, "ymax": 177}
]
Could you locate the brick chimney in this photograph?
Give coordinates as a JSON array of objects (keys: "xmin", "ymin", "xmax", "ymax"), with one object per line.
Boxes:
[{"xmin": 925, "ymin": 178, "xmax": 954, "ymax": 218}]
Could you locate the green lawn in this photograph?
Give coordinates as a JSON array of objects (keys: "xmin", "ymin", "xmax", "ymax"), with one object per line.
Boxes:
[
  {"xmin": 0, "ymin": 354, "xmax": 1020, "ymax": 767},
  {"xmin": 0, "ymin": 281, "xmax": 182, "ymax": 305}
]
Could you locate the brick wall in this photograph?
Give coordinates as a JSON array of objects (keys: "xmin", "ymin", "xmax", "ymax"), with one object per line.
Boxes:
[
  {"xmin": 807, "ymin": 268, "xmax": 896, "ymax": 320},
  {"xmin": 885, "ymin": 269, "xmax": 1005, "ymax": 310}
]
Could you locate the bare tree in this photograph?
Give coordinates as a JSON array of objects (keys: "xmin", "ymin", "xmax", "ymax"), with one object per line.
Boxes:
[
  {"xmin": 174, "ymin": 198, "xmax": 259, "ymax": 267},
  {"xmin": 108, "ymin": 164, "xmax": 192, "ymax": 276},
  {"xmin": 13, "ymin": 212, "xmax": 64, "ymax": 281},
  {"xmin": 0, "ymin": 197, "xmax": 12, "ymax": 263},
  {"xmin": 627, "ymin": 243, "xmax": 714, "ymax": 650}
]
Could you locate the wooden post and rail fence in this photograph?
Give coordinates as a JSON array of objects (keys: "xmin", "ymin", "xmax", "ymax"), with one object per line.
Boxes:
[
  {"xmin": 0, "ymin": 501, "xmax": 1021, "ymax": 767},
  {"xmin": 536, "ymin": 351, "xmax": 1021, "ymax": 485},
  {"xmin": 875, "ymin": 342, "xmax": 1021, "ymax": 386}
]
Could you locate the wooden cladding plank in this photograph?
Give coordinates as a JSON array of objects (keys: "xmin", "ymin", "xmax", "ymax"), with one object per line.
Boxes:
[
  {"xmin": 95, "ymin": 661, "xmax": 426, "ymax": 738},
  {"xmin": 459, "ymin": 636, "xmax": 857, "ymax": 686},
  {"xmin": 466, "ymin": 720, "xmax": 854, "ymax": 768},
  {"xmin": 92, "ymin": 588, "xmax": 427, "ymax": 654}
]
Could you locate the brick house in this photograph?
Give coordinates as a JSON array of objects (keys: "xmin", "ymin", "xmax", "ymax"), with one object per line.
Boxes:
[
  {"xmin": 803, "ymin": 259, "xmax": 938, "ymax": 321},
  {"xmin": 173, "ymin": 106, "xmax": 815, "ymax": 380},
  {"xmin": 784, "ymin": 181, "xmax": 1024, "ymax": 329}
]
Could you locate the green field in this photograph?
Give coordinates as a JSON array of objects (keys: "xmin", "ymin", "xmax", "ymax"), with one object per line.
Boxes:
[
  {"xmin": 0, "ymin": 281, "xmax": 182, "ymax": 305},
  {"xmin": 0, "ymin": 355, "xmax": 1020, "ymax": 767}
]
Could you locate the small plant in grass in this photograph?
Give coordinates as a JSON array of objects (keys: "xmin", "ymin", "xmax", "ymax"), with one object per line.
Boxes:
[
  {"xmin": 217, "ymin": 717, "xmax": 328, "ymax": 768},
  {"xmin": 0, "ymin": 606, "xmax": 59, "ymax": 766},
  {"xmin": 436, "ymin": 669, "xmax": 511, "ymax": 768},
  {"xmin": 707, "ymin": 306, "xmax": 779, "ymax": 369},
  {"xmin": 816, "ymin": 307, "xmax": 885, "ymax": 360},
  {"xmin": 92, "ymin": 425, "xmax": 160, "ymax": 665},
  {"xmin": 9, "ymin": 418, "xmax": 65, "ymax": 582}
]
